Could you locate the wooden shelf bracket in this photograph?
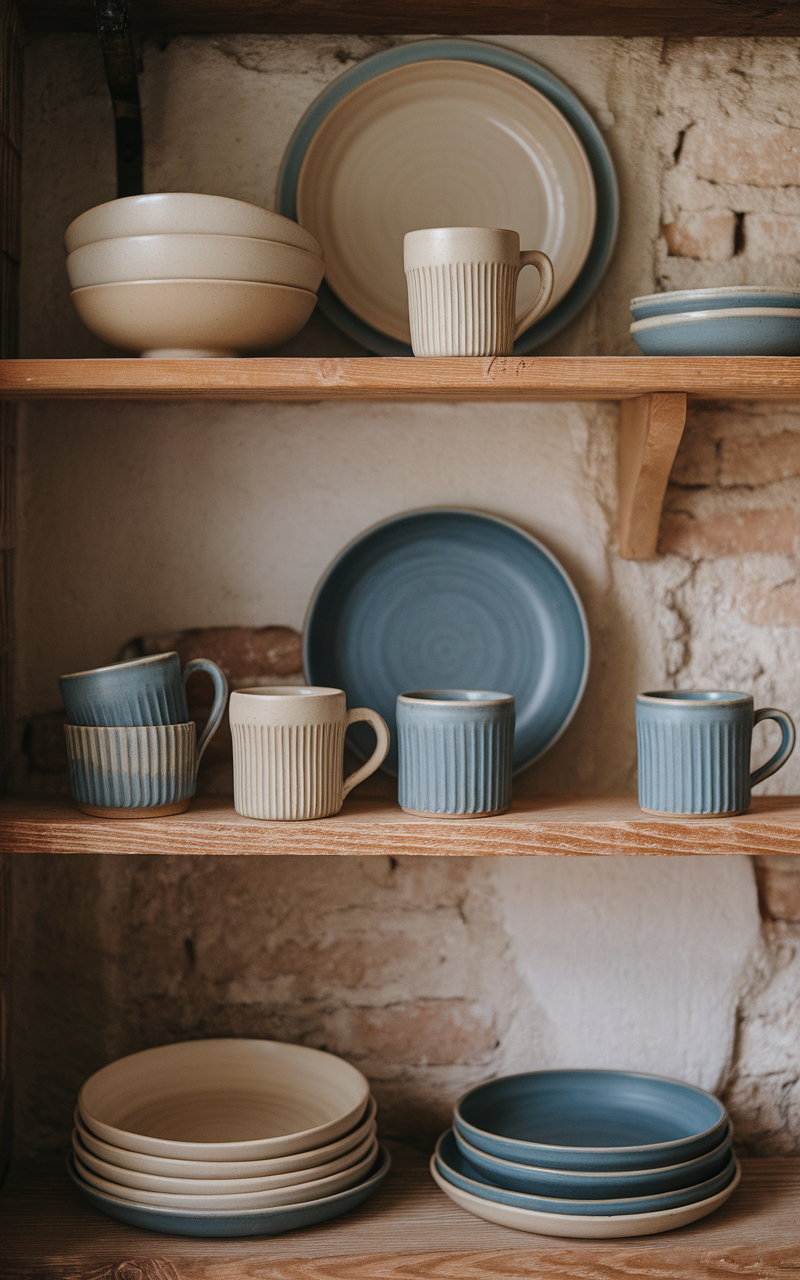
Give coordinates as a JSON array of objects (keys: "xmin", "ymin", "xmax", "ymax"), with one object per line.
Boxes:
[{"xmin": 618, "ymin": 392, "xmax": 687, "ymax": 559}]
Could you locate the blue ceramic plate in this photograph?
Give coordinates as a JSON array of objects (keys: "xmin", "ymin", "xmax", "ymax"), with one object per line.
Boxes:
[
  {"xmin": 303, "ymin": 509, "xmax": 589, "ymax": 776},
  {"xmin": 631, "ymin": 286, "xmax": 800, "ymax": 321},
  {"xmin": 66, "ymin": 1145, "xmax": 391, "ymax": 1238},
  {"xmin": 435, "ymin": 1131, "xmax": 737, "ymax": 1217},
  {"xmin": 630, "ymin": 308, "xmax": 800, "ymax": 356},
  {"xmin": 454, "ymin": 1070, "xmax": 728, "ymax": 1171},
  {"xmin": 453, "ymin": 1126, "xmax": 732, "ymax": 1198},
  {"xmin": 277, "ymin": 40, "xmax": 618, "ymax": 355}
]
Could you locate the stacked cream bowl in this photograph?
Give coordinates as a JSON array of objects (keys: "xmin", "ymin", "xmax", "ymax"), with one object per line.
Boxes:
[
  {"xmin": 68, "ymin": 1039, "xmax": 389, "ymax": 1237},
  {"xmin": 65, "ymin": 194, "xmax": 324, "ymax": 357}
]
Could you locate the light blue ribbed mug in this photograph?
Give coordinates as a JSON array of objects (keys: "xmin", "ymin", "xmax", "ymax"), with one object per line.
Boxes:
[
  {"xmin": 397, "ymin": 690, "xmax": 515, "ymax": 818},
  {"xmin": 636, "ymin": 690, "xmax": 795, "ymax": 816}
]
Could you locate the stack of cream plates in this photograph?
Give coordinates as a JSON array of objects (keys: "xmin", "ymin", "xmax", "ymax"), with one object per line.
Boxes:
[
  {"xmin": 64, "ymin": 193, "xmax": 324, "ymax": 357},
  {"xmin": 68, "ymin": 1039, "xmax": 389, "ymax": 1237}
]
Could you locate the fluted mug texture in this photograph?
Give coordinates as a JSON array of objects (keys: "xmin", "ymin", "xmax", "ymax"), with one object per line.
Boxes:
[
  {"xmin": 397, "ymin": 690, "xmax": 515, "ymax": 817},
  {"xmin": 230, "ymin": 687, "xmax": 390, "ymax": 821},
  {"xmin": 636, "ymin": 691, "xmax": 795, "ymax": 816},
  {"xmin": 404, "ymin": 227, "xmax": 554, "ymax": 356},
  {"xmin": 64, "ymin": 722, "xmax": 197, "ymax": 817}
]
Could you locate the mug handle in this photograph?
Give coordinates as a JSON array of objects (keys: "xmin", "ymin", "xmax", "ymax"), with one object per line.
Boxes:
[
  {"xmin": 513, "ymin": 250, "xmax": 555, "ymax": 339},
  {"xmin": 342, "ymin": 708, "xmax": 391, "ymax": 798},
  {"xmin": 751, "ymin": 707, "xmax": 796, "ymax": 786},
  {"xmin": 182, "ymin": 659, "xmax": 229, "ymax": 766}
]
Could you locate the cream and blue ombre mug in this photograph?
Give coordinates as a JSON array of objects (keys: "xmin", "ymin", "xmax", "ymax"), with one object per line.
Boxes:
[{"xmin": 636, "ymin": 690, "xmax": 795, "ymax": 816}]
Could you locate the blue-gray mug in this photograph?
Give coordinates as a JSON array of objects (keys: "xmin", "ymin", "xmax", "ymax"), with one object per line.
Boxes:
[
  {"xmin": 397, "ymin": 690, "xmax": 515, "ymax": 817},
  {"xmin": 636, "ymin": 690, "xmax": 795, "ymax": 816},
  {"xmin": 59, "ymin": 651, "xmax": 228, "ymax": 760}
]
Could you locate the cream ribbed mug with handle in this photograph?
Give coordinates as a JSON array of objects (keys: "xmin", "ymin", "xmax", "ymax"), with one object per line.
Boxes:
[
  {"xmin": 230, "ymin": 687, "xmax": 390, "ymax": 820},
  {"xmin": 404, "ymin": 227, "xmax": 554, "ymax": 356}
]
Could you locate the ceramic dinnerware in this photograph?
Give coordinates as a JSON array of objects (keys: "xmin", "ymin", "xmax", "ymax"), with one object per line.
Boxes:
[
  {"xmin": 454, "ymin": 1070, "xmax": 728, "ymax": 1172},
  {"xmin": 229, "ymin": 686, "xmax": 390, "ymax": 821},
  {"xmin": 78, "ymin": 1040, "xmax": 370, "ymax": 1161},
  {"xmin": 73, "ymin": 1136, "xmax": 379, "ymax": 1209},
  {"xmin": 396, "ymin": 690, "xmax": 515, "ymax": 817},
  {"xmin": 404, "ymin": 228, "xmax": 553, "ymax": 356},
  {"xmin": 72, "ymin": 1125, "xmax": 377, "ymax": 1194},
  {"xmin": 64, "ymin": 723, "xmax": 199, "ymax": 818},
  {"xmin": 60, "ymin": 651, "xmax": 227, "ymax": 732},
  {"xmin": 435, "ymin": 1130, "xmax": 737, "ymax": 1216},
  {"xmin": 636, "ymin": 690, "xmax": 795, "ymax": 816},
  {"xmin": 631, "ymin": 285, "xmax": 800, "ymax": 320},
  {"xmin": 73, "ymin": 1096, "xmax": 378, "ymax": 1179},
  {"xmin": 278, "ymin": 39, "xmax": 617, "ymax": 355},
  {"xmin": 70, "ymin": 278, "xmax": 317, "ymax": 357},
  {"xmin": 630, "ymin": 307, "xmax": 800, "ymax": 356},
  {"xmin": 453, "ymin": 1126, "xmax": 732, "ymax": 1198},
  {"xmin": 429, "ymin": 1153, "xmax": 741, "ymax": 1239},
  {"xmin": 304, "ymin": 509, "xmax": 589, "ymax": 776},
  {"xmin": 65, "ymin": 193, "xmax": 323, "ymax": 257},
  {"xmin": 67, "ymin": 1145, "xmax": 391, "ymax": 1237},
  {"xmin": 67, "ymin": 234, "xmax": 325, "ymax": 292}
]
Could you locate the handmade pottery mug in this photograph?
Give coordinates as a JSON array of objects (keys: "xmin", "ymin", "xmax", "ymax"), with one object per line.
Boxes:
[
  {"xmin": 403, "ymin": 227, "xmax": 554, "ymax": 356},
  {"xmin": 64, "ymin": 722, "xmax": 199, "ymax": 818},
  {"xmin": 229, "ymin": 687, "xmax": 390, "ymax": 820},
  {"xmin": 60, "ymin": 650, "xmax": 227, "ymax": 745},
  {"xmin": 396, "ymin": 690, "xmax": 515, "ymax": 817},
  {"xmin": 636, "ymin": 690, "xmax": 796, "ymax": 816}
]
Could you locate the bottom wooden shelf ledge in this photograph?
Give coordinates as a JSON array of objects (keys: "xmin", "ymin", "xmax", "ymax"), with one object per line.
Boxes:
[
  {"xmin": 3, "ymin": 794, "xmax": 800, "ymax": 856},
  {"xmin": 2, "ymin": 1146, "xmax": 799, "ymax": 1279}
]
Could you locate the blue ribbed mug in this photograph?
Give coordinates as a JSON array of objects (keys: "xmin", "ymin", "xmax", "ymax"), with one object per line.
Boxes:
[
  {"xmin": 636, "ymin": 690, "xmax": 795, "ymax": 816},
  {"xmin": 397, "ymin": 690, "xmax": 515, "ymax": 817}
]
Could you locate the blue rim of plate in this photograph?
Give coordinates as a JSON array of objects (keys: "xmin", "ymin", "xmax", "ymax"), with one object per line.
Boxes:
[
  {"xmin": 277, "ymin": 39, "xmax": 618, "ymax": 355},
  {"xmin": 303, "ymin": 508, "xmax": 590, "ymax": 776}
]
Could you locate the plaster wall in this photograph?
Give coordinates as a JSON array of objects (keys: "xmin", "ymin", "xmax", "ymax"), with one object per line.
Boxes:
[{"xmin": 11, "ymin": 34, "xmax": 800, "ymax": 1156}]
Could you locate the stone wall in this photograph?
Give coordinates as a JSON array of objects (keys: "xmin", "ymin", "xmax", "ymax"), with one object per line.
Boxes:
[{"xmin": 10, "ymin": 34, "xmax": 800, "ymax": 1157}]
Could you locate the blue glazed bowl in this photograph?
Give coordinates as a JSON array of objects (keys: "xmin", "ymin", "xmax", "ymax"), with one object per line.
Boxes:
[
  {"xmin": 630, "ymin": 307, "xmax": 800, "ymax": 356},
  {"xmin": 453, "ymin": 1126, "xmax": 731, "ymax": 1198},
  {"xmin": 454, "ymin": 1070, "xmax": 728, "ymax": 1172},
  {"xmin": 631, "ymin": 286, "xmax": 800, "ymax": 321},
  {"xmin": 435, "ymin": 1131, "xmax": 736, "ymax": 1217}
]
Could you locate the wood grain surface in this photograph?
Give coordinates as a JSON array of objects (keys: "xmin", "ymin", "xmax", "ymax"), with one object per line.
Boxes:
[
  {"xmin": 618, "ymin": 393, "xmax": 686, "ymax": 559},
  {"xmin": 3, "ymin": 1146, "xmax": 800, "ymax": 1278},
  {"xmin": 3, "ymin": 357, "xmax": 800, "ymax": 403},
  {"xmin": 4, "ymin": 794, "xmax": 800, "ymax": 857},
  {"xmin": 18, "ymin": 0, "xmax": 800, "ymax": 36}
]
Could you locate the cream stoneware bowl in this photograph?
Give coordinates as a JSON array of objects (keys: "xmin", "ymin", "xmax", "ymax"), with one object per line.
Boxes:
[
  {"xmin": 72, "ymin": 1137, "xmax": 379, "ymax": 1210},
  {"xmin": 66, "ymin": 234, "xmax": 325, "ymax": 293},
  {"xmin": 70, "ymin": 279, "xmax": 317, "ymax": 357},
  {"xmin": 78, "ymin": 1040, "xmax": 370, "ymax": 1160},
  {"xmin": 65, "ymin": 193, "xmax": 323, "ymax": 258},
  {"xmin": 72, "ymin": 1125, "xmax": 377, "ymax": 1194},
  {"xmin": 73, "ymin": 1096, "xmax": 377, "ymax": 1179}
]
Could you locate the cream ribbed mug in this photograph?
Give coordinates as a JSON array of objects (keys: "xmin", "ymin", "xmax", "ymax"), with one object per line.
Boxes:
[
  {"xmin": 229, "ymin": 687, "xmax": 390, "ymax": 820},
  {"xmin": 404, "ymin": 227, "xmax": 554, "ymax": 356}
]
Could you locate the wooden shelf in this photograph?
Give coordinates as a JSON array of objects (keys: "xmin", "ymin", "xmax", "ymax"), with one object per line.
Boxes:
[
  {"xmin": 18, "ymin": 1, "xmax": 800, "ymax": 38},
  {"xmin": 4, "ymin": 794, "xmax": 800, "ymax": 857},
  {"xmin": 3, "ymin": 357, "xmax": 800, "ymax": 403},
  {"xmin": 3, "ymin": 1147, "xmax": 800, "ymax": 1279}
]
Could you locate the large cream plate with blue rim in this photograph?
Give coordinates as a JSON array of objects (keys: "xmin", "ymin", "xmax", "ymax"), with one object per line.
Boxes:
[{"xmin": 294, "ymin": 58, "xmax": 596, "ymax": 345}]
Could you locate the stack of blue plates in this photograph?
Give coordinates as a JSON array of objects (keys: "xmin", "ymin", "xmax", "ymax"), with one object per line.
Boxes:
[
  {"xmin": 431, "ymin": 1070, "xmax": 740, "ymax": 1239},
  {"xmin": 630, "ymin": 286, "xmax": 800, "ymax": 355}
]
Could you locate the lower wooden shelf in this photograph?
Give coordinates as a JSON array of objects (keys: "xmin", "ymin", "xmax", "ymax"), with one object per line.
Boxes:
[
  {"xmin": 2, "ymin": 1146, "xmax": 799, "ymax": 1279},
  {"xmin": 3, "ymin": 794, "xmax": 800, "ymax": 856}
]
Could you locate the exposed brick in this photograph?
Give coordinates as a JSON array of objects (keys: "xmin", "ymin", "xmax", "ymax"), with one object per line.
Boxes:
[
  {"xmin": 121, "ymin": 625, "xmax": 304, "ymax": 686},
  {"xmin": 720, "ymin": 431, "xmax": 800, "ymax": 486},
  {"xmin": 754, "ymin": 857, "xmax": 800, "ymax": 922},
  {"xmin": 683, "ymin": 126, "xmax": 800, "ymax": 187},
  {"xmin": 735, "ymin": 581, "xmax": 800, "ymax": 627},
  {"xmin": 327, "ymin": 1001, "xmax": 497, "ymax": 1066},
  {"xmin": 659, "ymin": 507, "xmax": 800, "ymax": 558},
  {"xmin": 668, "ymin": 415, "xmax": 718, "ymax": 487},
  {"xmin": 745, "ymin": 214, "xmax": 800, "ymax": 260},
  {"xmin": 662, "ymin": 210, "xmax": 736, "ymax": 261}
]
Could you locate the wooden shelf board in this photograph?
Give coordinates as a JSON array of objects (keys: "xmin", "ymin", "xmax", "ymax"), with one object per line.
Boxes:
[
  {"xmin": 18, "ymin": 1, "xmax": 800, "ymax": 38},
  {"xmin": 4, "ymin": 357, "xmax": 800, "ymax": 403},
  {"xmin": 4, "ymin": 794, "xmax": 800, "ymax": 857},
  {"xmin": 3, "ymin": 1147, "xmax": 800, "ymax": 1279}
]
